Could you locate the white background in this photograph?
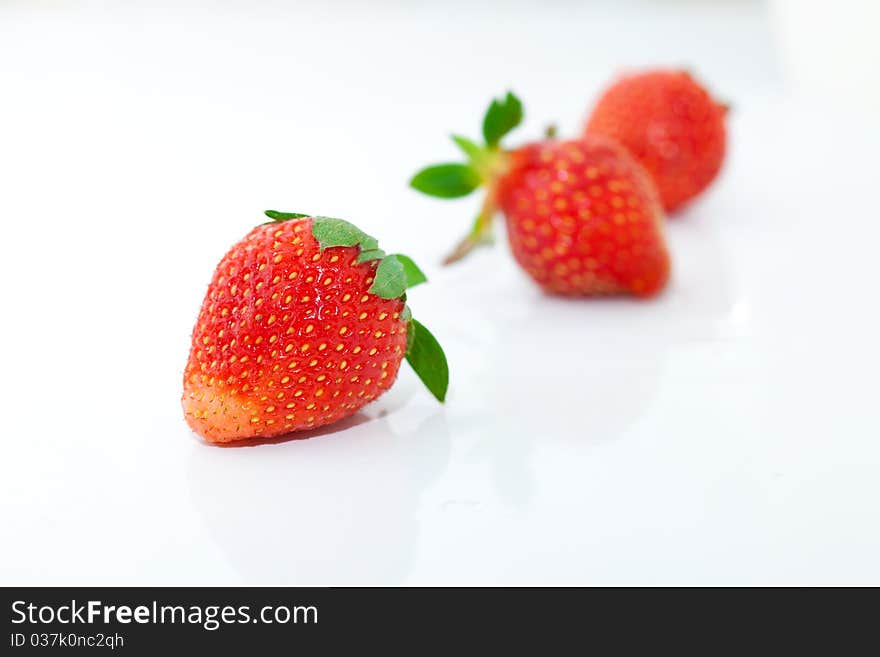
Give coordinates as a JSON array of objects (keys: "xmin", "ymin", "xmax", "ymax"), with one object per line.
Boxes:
[{"xmin": 2, "ymin": 0, "xmax": 878, "ymax": 585}]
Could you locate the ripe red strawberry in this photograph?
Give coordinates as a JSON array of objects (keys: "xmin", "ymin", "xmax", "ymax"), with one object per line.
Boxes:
[
  {"xmin": 584, "ymin": 70, "xmax": 727, "ymax": 213},
  {"xmin": 495, "ymin": 136, "xmax": 670, "ymax": 296},
  {"xmin": 183, "ymin": 212, "xmax": 448, "ymax": 443},
  {"xmin": 411, "ymin": 92, "xmax": 670, "ymax": 297}
]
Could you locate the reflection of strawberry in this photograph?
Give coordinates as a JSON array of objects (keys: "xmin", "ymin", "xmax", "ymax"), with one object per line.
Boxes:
[
  {"xmin": 585, "ymin": 70, "xmax": 727, "ymax": 213},
  {"xmin": 183, "ymin": 212, "xmax": 448, "ymax": 443},
  {"xmin": 411, "ymin": 92, "xmax": 670, "ymax": 297}
]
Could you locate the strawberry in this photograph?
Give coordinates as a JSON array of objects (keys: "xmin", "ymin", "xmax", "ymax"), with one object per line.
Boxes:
[
  {"xmin": 584, "ymin": 69, "xmax": 727, "ymax": 213},
  {"xmin": 182, "ymin": 212, "xmax": 448, "ymax": 443},
  {"xmin": 411, "ymin": 92, "xmax": 670, "ymax": 297}
]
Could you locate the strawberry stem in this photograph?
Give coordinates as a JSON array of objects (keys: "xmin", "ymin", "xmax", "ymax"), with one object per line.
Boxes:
[
  {"xmin": 413, "ymin": 90, "xmax": 524, "ymax": 266},
  {"xmin": 442, "ymin": 196, "xmax": 497, "ymax": 265}
]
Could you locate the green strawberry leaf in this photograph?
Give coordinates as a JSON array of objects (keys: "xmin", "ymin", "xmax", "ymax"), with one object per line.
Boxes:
[
  {"xmin": 357, "ymin": 248, "xmax": 386, "ymax": 263},
  {"xmin": 264, "ymin": 210, "xmax": 310, "ymax": 222},
  {"xmin": 368, "ymin": 255, "xmax": 407, "ymax": 299},
  {"xmin": 482, "ymin": 91, "xmax": 523, "ymax": 147},
  {"xmin": 451, "ymin": 134, "xmax": 482, "ymax": 162},
  {"xmin": 410, "ymin": 163, "xmax": 480, "ymax": 198},
  {"xmin": 369, "ymin": 254, "xmax": 427, "ymax": 298},
  {"xmin": 390, "ymin": 253, "xmax": 427, "ymax": 289},
  {"xmin": 405, "ymin": 319, "xmax": 449, "ymax": 403},
  {"xmin": 401, "ymin": 304, "xmax": 412, "ymax": 322},
  {"xmin": 311, "ymin": 216, "xmax": 379, "ymax": 252}
]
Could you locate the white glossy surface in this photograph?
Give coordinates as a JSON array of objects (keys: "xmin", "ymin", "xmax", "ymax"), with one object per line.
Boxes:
[{"xmin": 2, "ymin": 1, "xmax": 878, "ymax": 585}]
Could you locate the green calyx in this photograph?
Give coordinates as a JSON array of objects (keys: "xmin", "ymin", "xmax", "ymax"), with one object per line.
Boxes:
[
  {"xmin": 409, "ymin": 91, "xmax": 524, "ymax": 264},
  {"xmin": 262, "ymin": 210, "xmax": 449, "ymax": 403}
]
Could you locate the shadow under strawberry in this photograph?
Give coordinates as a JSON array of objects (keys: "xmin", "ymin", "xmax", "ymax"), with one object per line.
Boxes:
[{"xmin": 186, "ymin": 405, "xmax": 451, "ymax": 585}]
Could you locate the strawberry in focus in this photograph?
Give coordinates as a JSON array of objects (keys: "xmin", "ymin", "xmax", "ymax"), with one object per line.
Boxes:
[
  {"xmin": 584, "ymin": 69, "xmax": 727, "ymax": 213},
  {"xmin": 183, "ymin": 213, "xmax": 448, "ymax": 443},
  {"xmin": 411, "ymin": 92, "xmax": 670, "ymax": 297}
]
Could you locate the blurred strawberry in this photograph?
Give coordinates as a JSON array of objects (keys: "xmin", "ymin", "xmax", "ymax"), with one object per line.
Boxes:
[
  {"xmin": 411, "ymin": 92, "xmax": 670, "ymax": 297},
  {"xmin": 585, "ymin": 69, "xmax": 727, "ymax": 212}
]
